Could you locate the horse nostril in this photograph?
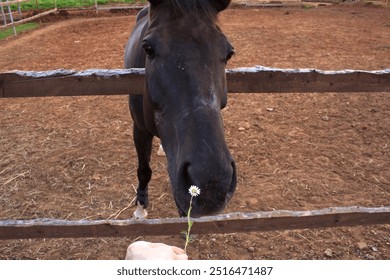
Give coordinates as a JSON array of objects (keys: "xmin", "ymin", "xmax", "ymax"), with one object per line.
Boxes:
[
  {"xmin": 181, "ymin": 158, "xmax": 236, "ymax": 187},
  {"xmin": 231, "ymin": 161, "xmax": 236, "ymax": 176},
  {"xmin": 181, "ymin": 162, "xmax": 193, "ymax": 186},
  {"xmin": 229, "ymin": 160, "xmax": 237, "ymax": 193}
]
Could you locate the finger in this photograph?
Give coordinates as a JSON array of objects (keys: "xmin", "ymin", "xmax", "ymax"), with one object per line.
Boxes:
[
  {"xmin": 175, "ymin": 253, "xmax": 188, "ymax": 260},
  {"xmin": 171, "ymin": 246, "xmax": 186, "ymax": 255}
]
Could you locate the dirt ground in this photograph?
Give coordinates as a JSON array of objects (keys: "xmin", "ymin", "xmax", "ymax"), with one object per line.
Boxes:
[{"xmin": 0, "ymin": 3, "xmax": 389, "ymax": 260}]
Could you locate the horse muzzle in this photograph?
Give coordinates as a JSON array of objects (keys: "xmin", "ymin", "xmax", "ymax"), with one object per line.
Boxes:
[{"xmin": 172, "ymin": 154, "xmax": 237, "ymax": 218}]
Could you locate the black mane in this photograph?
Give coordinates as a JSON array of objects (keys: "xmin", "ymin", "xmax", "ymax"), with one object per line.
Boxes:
[{"xmin": 170, "ymin": 0, "xmax": 219, "ymax": 21}]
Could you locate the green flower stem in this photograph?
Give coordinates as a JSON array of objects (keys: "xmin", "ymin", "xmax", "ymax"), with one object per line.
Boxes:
[{"xmin": 184, "ymin": 196, "xmax": 194, "ymax": 253}]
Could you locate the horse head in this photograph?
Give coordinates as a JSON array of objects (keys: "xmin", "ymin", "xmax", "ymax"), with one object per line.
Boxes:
[{"xmin": 125, "ymin": 0, "xmax": 236, "ymax": 217}]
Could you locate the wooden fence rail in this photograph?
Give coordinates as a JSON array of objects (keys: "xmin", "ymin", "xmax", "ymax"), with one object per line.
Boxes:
[
  {"xmin": 0, "ymin": 206, "xmax": 389, "ymax": 240},
  {"xmin": 1, "ymin": 68, "xmax": 389, "ymax": 240},
  {"xmin": 1, "ymin": 67, "xmax": 389, "ymax": 98}
]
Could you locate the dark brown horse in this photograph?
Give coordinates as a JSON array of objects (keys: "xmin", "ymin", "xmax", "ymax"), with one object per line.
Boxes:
[{"xmin": 124, "ymin": 0, "xmax": 236, "ymax": 217}]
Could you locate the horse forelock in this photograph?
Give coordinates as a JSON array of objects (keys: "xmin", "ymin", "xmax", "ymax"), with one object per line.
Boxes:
[{"xmin": 167, "ymin": 0, "xmax": 219, "ymax": 22}]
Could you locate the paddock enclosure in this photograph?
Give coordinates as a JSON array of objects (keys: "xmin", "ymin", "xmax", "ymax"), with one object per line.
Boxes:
[{"xmin": 0, "ymin": 3, "xmax": 390, "ymax": 259}]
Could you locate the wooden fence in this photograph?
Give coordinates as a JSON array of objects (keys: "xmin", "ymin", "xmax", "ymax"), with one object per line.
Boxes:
[
  {"xmin": 0, "ymin": 66, "xmax": 389, "ymax": 239},
  {"xmin": 0, "ymin": 206, "xmax": 389, "ymax": 240},
  {"xmin": 1, "ymin": 67, "xmax": 389, "ymax": 98}
]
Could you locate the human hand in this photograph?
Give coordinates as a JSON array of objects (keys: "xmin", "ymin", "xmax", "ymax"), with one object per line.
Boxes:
[{"xmin": 125, "ymin": 241, "xmax": 188, "ymax": 260}]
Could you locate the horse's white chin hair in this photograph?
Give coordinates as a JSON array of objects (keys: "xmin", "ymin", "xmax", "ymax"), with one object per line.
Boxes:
[{"xmin": 133, "ymin": 202, "xmax": 148, "ymax": 219}]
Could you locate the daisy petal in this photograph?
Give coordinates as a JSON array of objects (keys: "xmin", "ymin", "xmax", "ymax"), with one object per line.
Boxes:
[{"xmin": 188, "ymin": 185, "xmax": 201, "ymax": 197}]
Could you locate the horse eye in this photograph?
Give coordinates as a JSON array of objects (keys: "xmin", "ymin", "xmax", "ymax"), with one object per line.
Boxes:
[{"xmin": 142, "ymin": 43, "xmax": 155, "ymax": 58}]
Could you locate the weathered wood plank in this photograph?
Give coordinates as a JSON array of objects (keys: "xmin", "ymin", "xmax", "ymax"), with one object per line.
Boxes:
[
  {"xmin": 227, "ymin": 67, "xmax": 390, "ymax": 93},
  {"xmin": 1, "ymin": 67, "xmax": 389, "ymax": 98},
  {"xmin": 0, "ymin": 69, "xmax": 146, "ymax": 98},
  {"xmin": 0, "ymin": 206, "xmax": 389, "ymax": 240}
]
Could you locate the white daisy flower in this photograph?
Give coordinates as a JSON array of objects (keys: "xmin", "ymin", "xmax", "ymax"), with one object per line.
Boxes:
[{"xmin": 188, "ymin": 185, "xmax": 201, "ymax": 197}]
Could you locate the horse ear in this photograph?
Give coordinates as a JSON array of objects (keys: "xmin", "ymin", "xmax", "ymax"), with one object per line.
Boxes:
[
  {"xmin": 148, "ymin": 0, "xmax": 162, "ymax": 7},
  {"xmin": 211, "ymin": 0, "xmax": 231, "ymax": 12}
]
